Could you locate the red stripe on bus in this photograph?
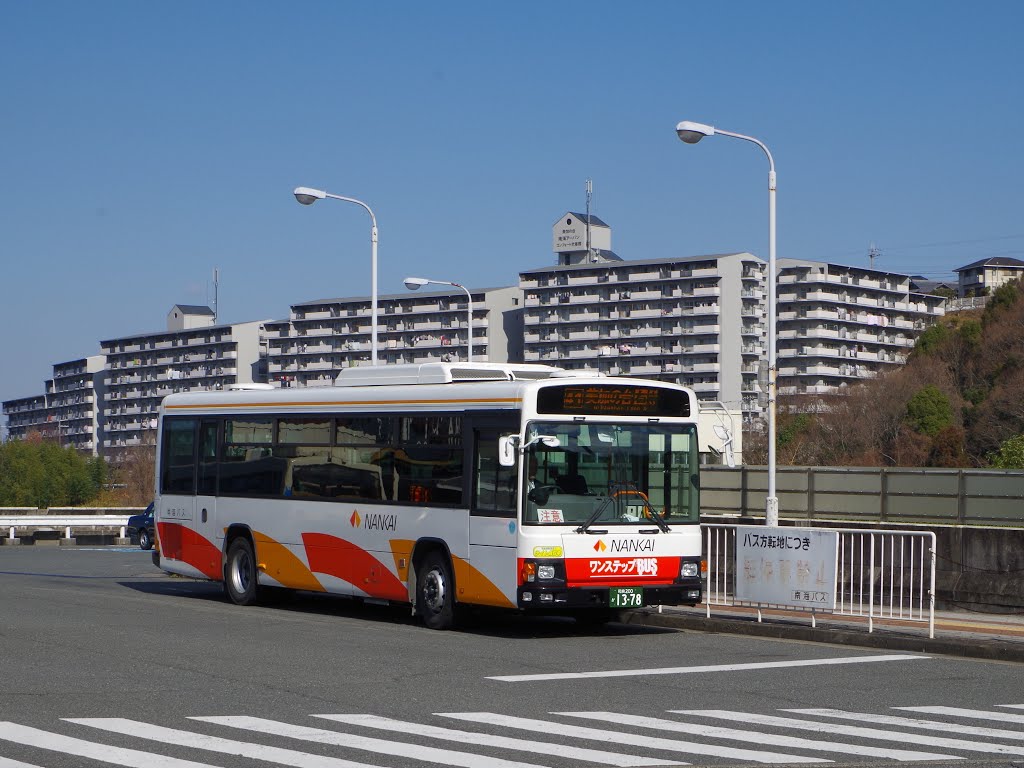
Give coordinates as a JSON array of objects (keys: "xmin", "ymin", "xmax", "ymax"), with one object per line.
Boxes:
[
  {"xmin": 157, "ymin": 522, "xmax": 222, "ymax": 580},
  {"xmin": 302, "ymin": 532, "xmax": 408, "ymax": 601}
]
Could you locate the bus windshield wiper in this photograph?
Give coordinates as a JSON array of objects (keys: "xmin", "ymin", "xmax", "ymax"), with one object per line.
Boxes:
[
  {"xmin": 575, "ymin": 494, "xmax": 614, "ymax": 534},
  {"xmin": 617, "ymin": 482, "xmax": 671, "ymax": 533}
]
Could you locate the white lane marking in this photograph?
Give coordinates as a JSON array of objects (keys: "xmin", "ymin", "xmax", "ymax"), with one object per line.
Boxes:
[
  {"xmin": 1000, "ymin": 705, "xmax": 1024, "ymax": 710},
  {"xmin": 487, "ymin": 653, "xmax": 928, "ymax": 682},
  {"xmin": 674, "ymin": 709, "xmax": 1024, "ymax": 756},
  {"xmin": 193, "ymin": 715, "xmax": 551, "ymax": 768},
  {"xmin": 787, "ymin": 708, "xmax": 1024, "ymax": 740},
  {"xmin": 558, "ymin": 711, "xmax": 957, "ymax": 762},
  {"xmin": 315, "ymin": 714, "xmax": 682, "ymax": 767},
  {"xmin": 66, "ymin": 718, "xmax": 382, "ymax": 768},
  {"xmin": 0, "ymin": 722, "xmax": 219, "ymax": 768},
  {"xmin": 437, "ymin": 712, "xmax": 828, "ymax": 764},
  {"xmin": 897, "ymin": 706, "xmax": 1024, "ymax": 724}
]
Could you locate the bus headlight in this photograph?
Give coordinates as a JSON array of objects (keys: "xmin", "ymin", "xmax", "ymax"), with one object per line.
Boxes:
[
  {"xmin": 537, "ymin": 565, "xmax": 556, "ymax": 580},
  {"xmin": 680, "ymin": 561, "xmax": 700, "ymax": 578}
]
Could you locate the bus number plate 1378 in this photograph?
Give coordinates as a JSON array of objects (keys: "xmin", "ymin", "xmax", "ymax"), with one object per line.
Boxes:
[{"xmin": 609, "ymin": 587, "xmax": 643, "ymax": 608}]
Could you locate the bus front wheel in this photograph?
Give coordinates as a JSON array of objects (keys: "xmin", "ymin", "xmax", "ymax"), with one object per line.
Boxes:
[
  {"xmin": 224, "ymin": 537, "xmax": 261, "ymax": 606},
  {"xmin": 417, "ymin": 551, "xmax": 456, "ymax": 630}
]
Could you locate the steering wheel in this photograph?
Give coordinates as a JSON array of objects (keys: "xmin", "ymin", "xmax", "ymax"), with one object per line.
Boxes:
[{"xmin": 527, "ymin": 485, "xmax": 560, "ymax": 505}]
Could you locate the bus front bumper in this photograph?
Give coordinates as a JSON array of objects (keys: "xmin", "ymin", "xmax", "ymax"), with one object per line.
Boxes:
[{"xmin": 516, "ymin": 580, "xmax": 702, "ymax": 612}]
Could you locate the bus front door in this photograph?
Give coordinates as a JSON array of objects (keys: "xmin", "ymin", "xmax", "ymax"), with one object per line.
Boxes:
[{"xmin": 193, "ymin": 419, "xmax": 221, "ymax": 578}]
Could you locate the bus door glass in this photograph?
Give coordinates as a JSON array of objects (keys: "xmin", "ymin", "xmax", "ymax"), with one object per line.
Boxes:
[
  {"xmin": 195, "ymin": 418, "xmax": 220, "ymax": 547},
  {"xmin": 467, "ymin": 422, "xmax": 519, "ymax": 607}
]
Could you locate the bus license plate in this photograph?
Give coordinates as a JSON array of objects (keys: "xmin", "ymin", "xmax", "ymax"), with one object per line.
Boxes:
[{"xmin": 609, "ymin": 587, "xmax": 643, "ymax": 608}]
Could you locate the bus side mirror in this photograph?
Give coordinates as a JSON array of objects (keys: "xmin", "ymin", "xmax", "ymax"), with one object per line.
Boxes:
[{"xmin": 498, "ymin": 436, "xmax": 517, "ymax": 467}]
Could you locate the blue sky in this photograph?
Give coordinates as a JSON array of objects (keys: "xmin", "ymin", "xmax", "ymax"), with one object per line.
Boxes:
[{"xmin": 2, "ymin": 1, "xmax": 1022, "ymax": 409}]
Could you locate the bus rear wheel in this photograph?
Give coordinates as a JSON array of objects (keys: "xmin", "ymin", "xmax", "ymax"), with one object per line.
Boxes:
[
  {"xmin": 417, "ymin": 551, "xmax": 457, "ymax": 630},
  {"xmin": 224, "ymin": 537, "xmax": 261, "ymax": 606}
]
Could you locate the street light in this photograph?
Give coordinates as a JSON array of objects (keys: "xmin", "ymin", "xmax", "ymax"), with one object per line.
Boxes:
[
  {"xmin": 293, "ymin": 186, "xmax": 380, "ymax": 365},
  {"xmin": 404, "ymin": 277, "xmax": 474, "ymax": 362},
  {"xmin": 675, "ymin": 120, "xmax": 779, "ymax": 527}
]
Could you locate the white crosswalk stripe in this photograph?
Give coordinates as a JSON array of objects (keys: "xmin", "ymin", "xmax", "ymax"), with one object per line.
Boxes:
[
  {"xmin": 437, "ymin": 712, "xmax": 830, "ymax": 764},
  {"xmin": 193, "ymin": 715, "xmax": 555, "ymax": 768},
  {"xmin": 0, "ymin": 704, "xmax": 1017, "ymax": 766},
  {"xmin": 0, "ymin": 755, "xmax": 49, "ymax": 768},
  {"xmin": 67, "ymin": 717, "xmax": 385, "ymax": 768},
  {"xmin": 674, "ymin": 709, "xmax": 1024, "ymax": 756},
  {"xmin": 557, "ymin": 711, "xmax": 957, "ymax": 761},
  {"xmin": 896, "ymin": 705, "xmax": 1024, "ymax": 724},
  {"xmin": 0, "ymin": 722, "xmax": 221, "ymax": 767},
  {"xmin": 314, "ymin": 713, "xmax": 682, "ymax": 767},
  {"xmin": 786, "ymin": 708, "xmax": 1024, "ymax": 740}
]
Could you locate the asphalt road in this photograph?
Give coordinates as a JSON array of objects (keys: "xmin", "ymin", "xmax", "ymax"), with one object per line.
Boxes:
[{"xmin": 1, "ymin": 545, "xmax": 1023, "ymax": 768}]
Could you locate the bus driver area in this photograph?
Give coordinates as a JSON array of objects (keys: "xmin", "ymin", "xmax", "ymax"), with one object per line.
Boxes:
[{"xmin": 152, "ymin": 362, "xmax": 703, "ymax": 630}]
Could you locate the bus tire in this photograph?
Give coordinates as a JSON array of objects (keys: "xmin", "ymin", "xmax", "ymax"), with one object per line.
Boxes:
[
  {"xmin": 417, "ymin": 551, "xmax": 457, "ymax": 630},
  {"xmin": 224, "ymin": 537, "xmax": 260, "ymax": 606}
]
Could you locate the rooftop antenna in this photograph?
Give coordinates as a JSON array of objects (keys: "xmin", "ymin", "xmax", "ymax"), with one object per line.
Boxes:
[
  {"xmin": 213, "ymin": 267, "xmax": 220, "ymax": 323},
  {"xmin": 868, "ymin": 242, "xmax": 881, "ymax": 270},
  {"xmin": 585, "ymin": 179, "xmax": 598, "ymax": 262}
]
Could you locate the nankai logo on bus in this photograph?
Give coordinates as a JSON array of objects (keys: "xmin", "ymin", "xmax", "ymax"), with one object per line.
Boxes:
[
  {"xmin": 350, "ymin": 509, "xmax": 397, "ymax": 532},
  {"xmin": 592, "ymin": 539, "xmax": 656, "ymax": 554},
  {"xmin": 610, "ymin": 539, "xmax": 655, "ymax": 553}
]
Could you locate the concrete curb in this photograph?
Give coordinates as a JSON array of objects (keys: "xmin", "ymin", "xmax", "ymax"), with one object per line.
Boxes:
[{"xmin": 625, "ymin": 608, "xmax": 1024, "ymax": 664}]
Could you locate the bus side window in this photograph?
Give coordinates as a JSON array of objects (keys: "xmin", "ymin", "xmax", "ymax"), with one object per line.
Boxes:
[{"xmin": 473, "ymin": 429, "xmax": 515, "ymax": 517}]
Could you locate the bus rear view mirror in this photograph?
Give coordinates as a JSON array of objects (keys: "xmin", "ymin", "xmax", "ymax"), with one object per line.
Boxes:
[{"xmin": 498, "ymin": 436, "xmax": 517, "ymax": 467}]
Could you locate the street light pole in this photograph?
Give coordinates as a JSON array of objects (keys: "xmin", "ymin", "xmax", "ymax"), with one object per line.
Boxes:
[
  {"xmin": 293, "ymin": 186, "xmax": 379, "ymax": 365},
  {"xmin": 675, "ymin": 120, "xmax": 779, "ymax": 526},
  {"xmin": 404, "ymin": 277, "xmax": 473, "ymax": 361}
]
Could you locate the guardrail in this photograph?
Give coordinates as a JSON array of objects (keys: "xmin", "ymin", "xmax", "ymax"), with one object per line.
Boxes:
[
  {"xmin": 704, "ymin": 523, "xmax": 936, "ymax": 637},
  {"xmin": 0, "ymin": 515, "xmax": 134, "ymax": 543}
]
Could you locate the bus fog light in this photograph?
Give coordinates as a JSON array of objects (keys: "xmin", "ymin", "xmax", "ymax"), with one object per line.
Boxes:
[
  {"xmin": 539, "ymin": 593, "xmax": 554, "ymax": 603},
  {"xmin": 522, "ymin": 592, "xmax": 533, "ymax": 602},
  {"xmin": 537, "ymin": 565, "xmax": 556, "ymax": 580},
  {"xmin": 680, "ymin": 561, "xmax": 699, "ymax": 578},
  {"xmin": 686, "ymin": 590, "xmax": 700, "ymax": 599}
]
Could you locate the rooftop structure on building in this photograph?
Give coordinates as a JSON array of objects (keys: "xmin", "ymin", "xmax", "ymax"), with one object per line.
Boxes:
[
  {"xmin": 101, "ymin": 306, "xmax": 266, "ymax": 454},
  {"xmin": 776, "ymin": 259, "xmax": 946, "ymax": 398},
  {"xmin": 954, "ymin": 256, "xmax": 1024, "ymax": 298},
  {"xmin": 552, "ymin": 211, "xmax": 622, "ymax": 266},
  {"xmin": 264, "ymin": 287, "xmax": 523, "ymax": 388}
]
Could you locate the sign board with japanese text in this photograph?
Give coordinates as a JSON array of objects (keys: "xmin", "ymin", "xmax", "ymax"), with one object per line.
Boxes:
[{"xmin": 735, "ymin": 526, "xmax": 838, "ymax": 610}]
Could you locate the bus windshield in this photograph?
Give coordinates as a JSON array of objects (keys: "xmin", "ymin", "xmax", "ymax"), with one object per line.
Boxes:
[{"xmin": 522, "ymin": 421, "xmax": 699, "ymax": 526}]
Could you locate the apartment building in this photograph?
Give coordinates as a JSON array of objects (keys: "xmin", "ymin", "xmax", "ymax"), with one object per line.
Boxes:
[
  {"xmin": 2, "ymin": 356, "xmax": 105, "ymax": 453},
  {"xmin": 265, "ymin": 287, "xmax": 523, "ymax": 387},
  {"xmin": 521, "ymin": 213, "xmax": 767, "ymax": 414},
  {"xmin": 101, "ymin": 306, "xmax": 265, "ymax": 453},
  {"xmin": 776, "ymin": 259, "xmax": 946, "ymax": 396},
  {"xmin": 955, "ymin": 256, "xmax": 1024, "ymax": 298}
]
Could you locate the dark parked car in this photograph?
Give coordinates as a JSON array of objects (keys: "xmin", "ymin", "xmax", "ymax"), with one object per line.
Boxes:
[{"xmin": 126, "ymin": 502, "xmax": 155, "ymax": 550}]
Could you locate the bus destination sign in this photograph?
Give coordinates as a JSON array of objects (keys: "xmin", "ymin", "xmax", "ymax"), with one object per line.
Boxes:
[{"xmin": 537, "ymin": 384, "xmax": 689, "ymax": 417}]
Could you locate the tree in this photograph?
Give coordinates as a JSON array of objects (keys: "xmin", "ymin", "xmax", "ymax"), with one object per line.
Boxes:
[
  {"xmin": 988, "ymin": 434, "xmax": 1024, "ymax": 469},
  {"xmin": 0, "ymin": 439, "xmax": 104, "ymax": 508},
  {"xmin": 906, "ymin": 385, "xmax": 953, "ymax": 437}
]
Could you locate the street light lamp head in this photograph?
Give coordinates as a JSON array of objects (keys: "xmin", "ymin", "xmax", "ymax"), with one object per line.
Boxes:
[
  {"xmin": 404, "ymin": 277, "xmax": 430, "ymax": 290},
  {"xmin": 293, "ymin": 186, "xmax": 327, "ymax": 205},
  {"xmin": 676, "ymin": 120, "xmax": 716, "ymax": 144}
]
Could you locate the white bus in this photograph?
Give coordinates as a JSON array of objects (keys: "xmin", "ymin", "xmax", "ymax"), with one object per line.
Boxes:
[{"xmin": 153, "ymin": 363, "xmax": 703, "ymax": 629}]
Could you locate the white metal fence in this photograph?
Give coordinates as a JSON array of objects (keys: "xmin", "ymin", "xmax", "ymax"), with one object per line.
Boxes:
[
  {"xmin": 704, "ymin": 523, "xmax": 936, "ymax": 637},
  {"xmin": 0, "ymin": 515, "xmax": 133, "ymax": 542}
]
